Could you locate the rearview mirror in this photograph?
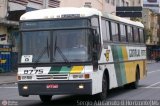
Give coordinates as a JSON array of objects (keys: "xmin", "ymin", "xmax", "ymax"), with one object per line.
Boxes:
[{"xmin": 92, "ymin": 29, "xmax": 100, "ymax": 44}]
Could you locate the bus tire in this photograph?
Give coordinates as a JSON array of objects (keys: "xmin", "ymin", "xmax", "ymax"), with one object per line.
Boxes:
[
  {"xmin": 131, "ymin": 69, "xmax": 140, "ymax": 89},
  {"xmin": 39, "ymin": 95, "xmax": 52, "ymax": 103},
  {"xmin": 96, "ymin": 74, "xmax": 108, "ymax": 100}
]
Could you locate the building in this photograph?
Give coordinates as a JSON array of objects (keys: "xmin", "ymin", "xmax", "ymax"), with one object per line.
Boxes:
[
  {"xmin": 8, "ymin": 0, "xmax": 60, "ymax": 21},
  {"xmin": 143, "ymin": 0, "xmax": 160, "ymax": 13},
  {"xmin": 142, "ymin": 8, "xmax": 159, "ymax": 59},
  {"xmin": 143, "ymin": 8, "xmax": 158, "ymax": 45},
  {"xmin": 0, "ymin": 0, "xmax": 18, "ymax": 45},
  {"xmin": 60, "ymin": 0, "xmax": 116, "ymax": 14},
  {"xmin": 116, "ymin": 0, "xmax": 130, "ymax": 6},
  {"xmin": 158, "ymin": 15, "xmax": 160, "ymax": 45},
  {"xmin": 0, "ymin": 0, "xmax": 60, "ymax": 71},
  {"xmin": 116, "ymin": 0, "xmax": 143, "ymax": 17},
  {"xmin": 60, "ymin": 0, "xmax": 144, "ymax": 15},
  {"xmin": 130, "ymin": 0, "xmax": 143, "ymax": 6},
  {"xmin": 0, "ymin": 0, "xmax": 60, "ymax": 50}
]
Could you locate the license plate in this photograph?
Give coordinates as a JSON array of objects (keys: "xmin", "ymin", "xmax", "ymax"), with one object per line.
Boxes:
[{"xmin": 46, "ymin": 84, "xmax": 59, "ymax": 89}]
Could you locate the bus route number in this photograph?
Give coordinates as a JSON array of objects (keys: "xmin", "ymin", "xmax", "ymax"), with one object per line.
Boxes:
[{"xmin": 24, "ymin": 69, "xmax": 43, "ymax": 74}]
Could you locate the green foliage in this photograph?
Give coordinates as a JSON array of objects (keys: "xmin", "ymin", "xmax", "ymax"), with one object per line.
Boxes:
[
  {"xmin": 130, "ymin": 18, "xmax": 142, "ymax": 22},
  {"xmin": 144, "ymin": 28, "xmax": 153, "ymax": 42}
]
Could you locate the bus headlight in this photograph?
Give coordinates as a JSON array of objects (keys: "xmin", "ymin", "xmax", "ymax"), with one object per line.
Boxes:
[
  {"xmin": 78, "ymin": 84, "xmax": 84, "ymax": 89},
  {"xmin": 23, "ymin": 85, "xmax": 28, "ymax": 90}
]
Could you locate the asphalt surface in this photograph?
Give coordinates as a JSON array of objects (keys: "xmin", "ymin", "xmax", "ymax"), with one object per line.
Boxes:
[{"xmin": 0, "ymin": 63, "xmax": 160, "ymax": 106}]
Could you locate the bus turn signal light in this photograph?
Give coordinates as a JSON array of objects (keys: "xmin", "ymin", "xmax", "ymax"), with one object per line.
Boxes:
[
  {"xmin": 85, "ymin": 74, "xmax": 90, "ymax": 79},
  {"xmin": 17, "ymin": 76, "xmax": 21, "ymax": 80}
]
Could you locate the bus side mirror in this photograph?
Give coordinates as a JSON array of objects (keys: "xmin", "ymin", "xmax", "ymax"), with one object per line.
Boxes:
[
  {"xmin": 93, "ymin": 50, "xmax": 98, "ymax": 71},
  {"xmin": 93, "ymin": 29, "xmax": 100, "ymax": 44},
  {"xmin": 94, "ymin": 35, "xmax": 100, "ymax": 44},
  {"xmin": 93, "ymin": 50, "xmax": 98, "ymax": 60}
]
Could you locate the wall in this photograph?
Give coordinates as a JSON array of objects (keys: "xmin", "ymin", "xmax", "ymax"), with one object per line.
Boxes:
[
  {"xmin": 143, "ymin": 0, "xmax": 160, "ymax": 13},
  {"xmin": 0, "ymin": 26, "xmax": 8, "ymax": 45},
  {"xmin": 0, "ymin": 0, "xmax": 7, "ymax": 18},
  {"xmin": 130, "ymin": 0, "xmax": 143, "ymax": 6},
  {"xmin": 60, "ymin": 0, "xmax": 116, "ymax": 14}
]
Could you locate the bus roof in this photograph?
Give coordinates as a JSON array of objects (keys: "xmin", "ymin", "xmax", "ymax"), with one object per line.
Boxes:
[
  {"xmin": 20, "ymin": 7, "xmax": 143, "ymax": 28},
  {"xmin": 20, "ymin": 7, "xmax": 102, "ymax": 20}
]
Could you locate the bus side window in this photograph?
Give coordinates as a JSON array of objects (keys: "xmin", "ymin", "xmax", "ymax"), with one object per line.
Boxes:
[
  {"xmin": 106, "ymin": 21, "xmax": 110, "ymax": 41},
  {"xmin": 133, "ymin": 27, "xmax": 140, "ymax": 43},
  {"xmin": 127, "ymin": 26, "xmax": 133, "ymax": 43},
  {"xmin": 102, "ymin": 20, "xmax": 107, "ymax": 42},
  {"xmin": 111, "ymin": 22, "xmax": 119, "ymax": 42},
  {"xmin": 139, "ymin": 28, "xmax": 144, "ymax": 43},
  {"xmin": 102, "ymin": 20, "xmax": 110, "ymax": 42},
  {"xmin": 91, "ymin": 17, "xmax": 100, "ymax": 34},
  {"xmin": 120, "ymin": 24, "xmax": 127, "ymax": 42}
]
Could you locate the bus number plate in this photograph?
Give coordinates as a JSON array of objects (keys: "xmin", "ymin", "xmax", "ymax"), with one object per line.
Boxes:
[{"xmin": 24, "ymin": 69, "xmax": 43, "ymax": 74}]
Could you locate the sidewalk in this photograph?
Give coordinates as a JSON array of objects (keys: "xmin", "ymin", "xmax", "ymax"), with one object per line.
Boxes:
[
  {"xmin": 0, "ymin": 71, "xmax": 17, "ymax": 84},
  {"xmin": 147, "ymin": 60, "xmax": 156, "ymax": 64}
]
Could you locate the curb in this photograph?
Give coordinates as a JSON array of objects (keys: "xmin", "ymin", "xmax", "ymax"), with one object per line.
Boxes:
[{"xmin": 0, "ymin": 81, "xmax": 17, "ymax": 85}]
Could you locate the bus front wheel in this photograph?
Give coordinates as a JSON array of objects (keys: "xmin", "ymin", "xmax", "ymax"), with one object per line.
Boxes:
[
  {"xmin": 39, "ymin": 95, "xmax": 52, "ymax": 103},
  {"xmin": 96, "ymin": 74, "xmax": 108, "ymax": 100}
]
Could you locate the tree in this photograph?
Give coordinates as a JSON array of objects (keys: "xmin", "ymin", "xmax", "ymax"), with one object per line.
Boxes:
[{"xmin": 144, "ymin": 28, "xmax": 153, "ymax": 43}]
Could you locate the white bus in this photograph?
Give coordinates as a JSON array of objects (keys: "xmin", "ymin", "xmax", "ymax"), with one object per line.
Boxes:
[{"xmin": 18, "ymin": 7, "xmax": 147, "ymax": 102}]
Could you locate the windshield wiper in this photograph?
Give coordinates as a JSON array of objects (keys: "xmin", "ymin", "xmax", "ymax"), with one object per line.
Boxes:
[
  {"xmin": 34, "ymin": 46, "xmax": 47, "ymax": 63},
  {"xmin": 33, "ymin": 37, "xmax": 50, "ymax": 64},
  {"xmin": 53, "ymin": 35, "xmax": 70, "ymax": 64}
]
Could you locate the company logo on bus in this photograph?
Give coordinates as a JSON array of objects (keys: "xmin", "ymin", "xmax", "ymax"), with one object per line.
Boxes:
[
  {"xmin": 46, "ymin": 84, "xmax": 59, "ymax": 89},
  {"xmin": 105, "ymin": 50, "xmax": 110, "ymax": 61}
]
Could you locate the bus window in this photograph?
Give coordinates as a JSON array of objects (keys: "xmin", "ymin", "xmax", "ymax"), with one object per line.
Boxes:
[
  {"xmin": 111, "ymin": 22, "xmax": 119, "ymax": 42},
  {"xmin": 91, "ymin": 17, "xmax": 100, "ymax": 34},
  {"xmin": 139, "ymin": 29, "xmax": 144, "ymax": 43},
  {"xmin": 127, "ymin": 26, "xmax": 133, "ymax": 42},
  {"xmin": 102, "ymin": 20, "xmax": 110, "ymax": 42},
  {"xmin": 120, "ymin": 24, "xmax": 127, "ymax": 42},
  {"xmin": 106, "ymin": 21, "xmax": 110, "ymax": 41},
  {"xmin": 102, "ymin": 20, "xmax": 107, "ymax": 42},
  {"xmin": 133, "ymin": 27, "xmax": 140, "ymax": 43}
]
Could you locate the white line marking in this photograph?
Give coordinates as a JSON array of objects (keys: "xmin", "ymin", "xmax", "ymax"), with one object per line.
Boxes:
[
  {"xmin": 140, "ymin": 87, "xmax": 160, "ymax": 89},
  {"xmin": 145, "ymin": 87, "xmax": 160, "ymax": 89},
  {"xmin": 0, "ymin": 87, "xmax": 18, "ymax": 89},
  {"xmin": 145, "ymin": 81, "xmax": 160, "ymax": 88},
  {"xmin": 148, "ymin": 70, "xmax": 160, "ymax": 74}
]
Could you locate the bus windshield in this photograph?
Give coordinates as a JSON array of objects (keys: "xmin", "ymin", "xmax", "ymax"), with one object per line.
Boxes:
[{"xmin": 21, "ymin": 29, "xmax": 92, "ymax": 63}]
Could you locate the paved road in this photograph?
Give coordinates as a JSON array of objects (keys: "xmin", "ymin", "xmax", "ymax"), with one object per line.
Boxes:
[{"xmin": 0, "ymin": 63, "xmax": 160, "ymax": 106}]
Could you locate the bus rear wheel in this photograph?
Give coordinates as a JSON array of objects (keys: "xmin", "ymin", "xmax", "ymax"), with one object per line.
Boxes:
[
  {"xmin": 131, "ymin": 70, "xmax": 140, "ymax": 89},
  {"xmin": 39, "ymin": 95, "xmax": 52, "ymax": 103},
  {"xmin": 96, "ymin": 74, "xmax": 108, "ymax": 100}
]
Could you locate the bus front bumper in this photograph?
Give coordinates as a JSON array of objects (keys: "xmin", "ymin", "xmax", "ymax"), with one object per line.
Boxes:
[{"xmin": 18, "ymin": 80, "xmax": 92, "ymax": 96}]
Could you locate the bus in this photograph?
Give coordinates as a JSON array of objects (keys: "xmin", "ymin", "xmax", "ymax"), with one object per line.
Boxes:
[{"xmin": 18, "ymin": 7, "xmax": 147, "ymax": 102}]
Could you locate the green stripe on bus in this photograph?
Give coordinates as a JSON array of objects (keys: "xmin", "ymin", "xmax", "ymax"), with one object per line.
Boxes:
[
  {"xmin": 49, "ymin": 66, "xmax": 62, "ymax": 74},
  {"xmin": 118, "ymin": 46, "xmax": 127, "ymax": 85},
  {"xmin": 111, "ymin": 45, "xmax": 123, "ymax": 86},
  {"xmin": 59, "ymin": 66, "xmax": 71, "ymax": 74}
]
